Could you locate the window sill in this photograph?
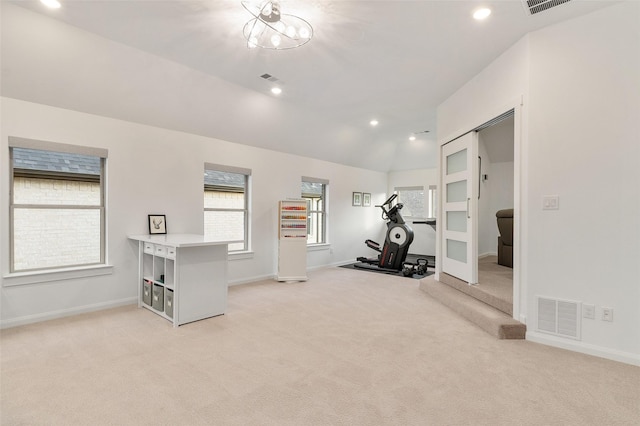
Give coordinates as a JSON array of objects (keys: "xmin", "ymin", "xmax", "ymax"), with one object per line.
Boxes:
[
  {"xmin": 228, "ymin": 251, "xmax": 254, "ymax": 261},
  {"xmin": 307, "ymin": 243, "xmax": 331, "ymax": 252},
  {"xmin": 2, "ymin": 264, "xmax": 114, "ymax": 287}
]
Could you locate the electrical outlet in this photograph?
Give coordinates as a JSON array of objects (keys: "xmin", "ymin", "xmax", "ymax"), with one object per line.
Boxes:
[
  {"xmin": 602, "ymin": 307, "xmax": 613, "ymax": 322},
  {"xmin": 543, "ymin": 195, "xmax": 559, "ymax": 210},
  {"xmin": 582, "ymin": 304, "xmax": 595, "ymax": 319}
]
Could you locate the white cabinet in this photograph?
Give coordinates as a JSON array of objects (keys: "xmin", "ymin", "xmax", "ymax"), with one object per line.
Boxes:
[
  {"xmin": 129, "ymin": 234, "xmax": 230, "ymax": 326},
  {"xmin": 277, "ymin": 200, "xmax": 308, "ymax": 281}
]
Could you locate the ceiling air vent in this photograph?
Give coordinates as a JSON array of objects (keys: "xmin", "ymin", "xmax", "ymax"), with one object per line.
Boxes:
[
  {"xmin": 260, "ymin": 73, "xmax": 279, "ymax": 82},
  {"xmin": 523, "ymin": 0, "xmax": 572, "ymax": 15}
]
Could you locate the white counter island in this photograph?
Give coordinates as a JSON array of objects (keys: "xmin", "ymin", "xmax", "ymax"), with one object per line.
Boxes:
[{"xmin": 128, "ymin": 234, "xmax": 232, "ymax": 326}]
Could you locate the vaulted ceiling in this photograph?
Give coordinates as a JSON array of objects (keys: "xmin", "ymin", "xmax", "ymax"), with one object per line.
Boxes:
[{"xmin": 2, "ymin": 0, "xmax": 616, "ymax": 172}]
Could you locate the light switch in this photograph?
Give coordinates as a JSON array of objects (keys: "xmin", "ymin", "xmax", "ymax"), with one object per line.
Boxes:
[{"xmin": 543, "ymin": 195, "xmax": 559, "ymax": 210}]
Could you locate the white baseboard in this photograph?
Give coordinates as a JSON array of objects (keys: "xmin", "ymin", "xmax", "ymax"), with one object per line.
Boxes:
[
  {"xmin": 228, "ymin": 273, "xmax": 276, "ymax": 286},
  {"xmin": 479, "ymin": 251, "xmax": 498, "ymax": 258},
  {"xmin": 228, "ymin": 261, "xmax": 356, "ymax": 287},
  {"xmin": 1, "ymin": 297, "xmax": 137, "ymax": 329},
  {"xmin": 325, "ymin": 260, "xmax": 355, "ymax": 268},
  {"xmin": 526, "ymin": 331, "xmax": 640, "ymax": 367},
  {"xmin": 307, "ymin": 264, "xmax": 331, "ymax": 272},
  {"xmin": 229, "ymin": 258, "xmax": 360, "ymax": 286}
]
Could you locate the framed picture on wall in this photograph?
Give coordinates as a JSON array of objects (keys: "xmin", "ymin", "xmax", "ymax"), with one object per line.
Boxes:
[
  {"xmin": 148, "ymin": 214, "xmax": 167, "ymax": 235},
  {"xmin": 362, "ymin": 193, "xmax": 371, "ymax": 207},
  {"xmin": 352, "ymin": 192, "xmax": 362, "ymax": 206}
]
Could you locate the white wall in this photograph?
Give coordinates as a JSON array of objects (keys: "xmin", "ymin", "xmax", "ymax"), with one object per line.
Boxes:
[
  {"xmin": 0, "ymin": 98, "xmax": 387, "ymax": 326},
  {"xmin": 387, "ymin": 169, "xmax": 438, "ymax": 256},
  {"xmin": 480, "ymin": 161, "xmax": 514, "ymax": 256},
  {"xmin": 437, "ymin": 36, "xmax": 530, "ymax": 143},
  {"xmin": 437, "ymin": 1, "xmax": 640, "ymax": 365},
  {"xmin": 525, "ymin": 1, "xmax": 640, "ymax": 362}
]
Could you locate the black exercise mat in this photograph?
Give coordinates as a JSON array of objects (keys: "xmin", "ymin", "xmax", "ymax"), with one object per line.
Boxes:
[
  {"xmin": 340, "ymin": 262, "xmax": 435, "ymax": 280},
  {"xmin": 340, "ymin": 254, "xmax": 436, "ymax": 279}
]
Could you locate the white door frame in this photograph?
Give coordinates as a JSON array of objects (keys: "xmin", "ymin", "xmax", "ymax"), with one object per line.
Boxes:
[{"xmin": 435, "ymin": 96, "xmax": 525, "ymax": 322}]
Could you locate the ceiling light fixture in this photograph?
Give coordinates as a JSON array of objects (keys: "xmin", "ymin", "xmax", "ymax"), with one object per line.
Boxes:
[
  {"xmin": 370, "ymin": 120, "xmax": 379, "ymax": 127},
  {"xmin": 242, "ymin": 1, "xmax": 313, "ymax": 50},
  {"xmin": 409, "ymin": 135, "xmax": 416, "ymax": 141},
  {"xmin": 40, "ymin": 0, "xmax": 61, "ymax": 9},
  {"xmin": 271, "ymin": 87, "xmax": 282, "ymax": 95},
  {"xmin": 473, "ymin": 8, "xmax": 492, "ymax": 20}
]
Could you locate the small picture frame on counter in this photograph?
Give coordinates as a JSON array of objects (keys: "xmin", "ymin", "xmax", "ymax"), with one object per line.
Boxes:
[{"xmin": 148, "ymin": 214, "xmax": 167, "ymax": 234}]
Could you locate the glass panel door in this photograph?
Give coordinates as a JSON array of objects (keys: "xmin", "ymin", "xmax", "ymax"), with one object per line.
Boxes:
[{"xmin": 440, "ymin": 132, "xmax": 478, "ymax": 284}]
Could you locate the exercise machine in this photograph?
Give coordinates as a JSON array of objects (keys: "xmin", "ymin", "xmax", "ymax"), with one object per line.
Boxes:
[{"xmin": 355, "ymin": 194, "xmax": 415, "ymax": 273}]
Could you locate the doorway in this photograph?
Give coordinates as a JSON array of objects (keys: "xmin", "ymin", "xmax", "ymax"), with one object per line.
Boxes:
[
  {"xmin": 437, "ymin": 108, "xmax": 520, "ymax": 320},
  {"xmin": 476, "ymin": 116, "xmax": 515, "ymax": 315}
]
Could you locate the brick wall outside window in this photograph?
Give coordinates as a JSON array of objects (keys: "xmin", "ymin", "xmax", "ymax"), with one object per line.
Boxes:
[
  {"xmin": 204, "ymin": 190, "xmax": 244, "ymax": 251},
  {"xmin": 12, "ymin": 177, "xmax": 101, "ymax": 270}
]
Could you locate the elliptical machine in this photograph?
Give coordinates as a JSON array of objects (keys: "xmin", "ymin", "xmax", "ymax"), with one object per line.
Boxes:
[{"xmin": 355, "ymin": 194, "xmax": 415, "ymax": 273}]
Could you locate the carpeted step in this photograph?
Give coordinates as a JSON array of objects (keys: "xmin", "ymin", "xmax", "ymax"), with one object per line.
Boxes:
[
  {"xmin": 439, "ymin": 271, "xmax": 513, "ymax": 316},
  {"xmin": 419, "ymin": 276, "xmax": 526, "ymax": 339}
]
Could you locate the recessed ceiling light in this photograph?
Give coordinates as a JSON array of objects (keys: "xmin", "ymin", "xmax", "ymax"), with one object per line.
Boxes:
[
  {"xmin": 409, "ymin": 135, "xmax": 416, "ymax": 141},
  {"xmin": 40, "ymin": 0, "xmax": 61, "ymax": 9},
  {"xmin": 473, "ymin": 8, "xmax": 491, "ymax": 20},
  {"xmin": 370, "ymin": 120, "xmax": 379, "ymax": 126},
  {"xmin": 271, "ymin": 87, "xmax": 282, "ymax": 95}
]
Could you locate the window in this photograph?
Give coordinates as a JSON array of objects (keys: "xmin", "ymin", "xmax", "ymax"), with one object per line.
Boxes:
[
  {"xmin": 394, "ymin": 185, "xmax": 437, "ymax": 219},
  {"xmin": 204, "ymin": 163, "xmax": 250, "ymax": 252},
  {"xmin": 395, "ymin": 186, "xmax": 426, "ymax": 218},
  {"xmin": 301, "ymin": 177, "xmax": 328, "ymax": 244},
  {"xmin": 9, "ymin": 137, "xmax": 107, "ymax": 273}
]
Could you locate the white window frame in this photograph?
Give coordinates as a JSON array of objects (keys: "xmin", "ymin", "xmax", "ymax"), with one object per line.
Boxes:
[
  {"xmin": 8, "ymin": 137, "xmax": 108, "ymax": 275},
  {"xmin": 301, "ymin": 176, "xmax": 328, "ymax": 245},
  {"xmin": 427, "ymin": 185, "xmax": 437, "ymax": 218},
  {"xmin": 204, "ymin": 163, "xmax": 251, "ymax": 253}
]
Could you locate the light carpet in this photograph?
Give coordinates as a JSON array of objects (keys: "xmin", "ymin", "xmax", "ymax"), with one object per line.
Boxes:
[
  {"xmin": 476, "ymin": 255, "xmax": 513, "ymax": 310},
  {"xmin": 1, "ymin": 267, "xmax": 638, "ymax": 425}
]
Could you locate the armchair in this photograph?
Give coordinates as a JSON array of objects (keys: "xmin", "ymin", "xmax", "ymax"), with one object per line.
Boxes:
[{"xmin": 496, "ymin": 208, "xmax": 513, "ymax": 268}]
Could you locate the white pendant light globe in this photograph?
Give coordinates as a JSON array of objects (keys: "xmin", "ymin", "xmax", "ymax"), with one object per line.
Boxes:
[{"xmin": 298, "ymin": 26, "xmax": 310, "ymax": 39}]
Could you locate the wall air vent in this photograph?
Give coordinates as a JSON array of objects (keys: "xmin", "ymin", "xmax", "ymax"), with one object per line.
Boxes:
[
  {"xmin": 523, "ymin": 0, "xmax": 572, "ymax": 15},
  {"xmin": 537, "ymin": 296, "xmax": 581, "ymax": 340}
]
